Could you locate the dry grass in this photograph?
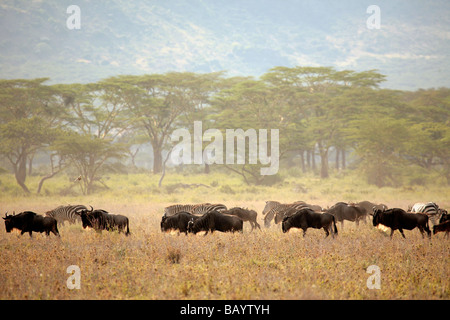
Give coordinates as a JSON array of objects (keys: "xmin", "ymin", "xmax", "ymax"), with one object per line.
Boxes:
[
  {"xmin": 0, "ymin": 198, "xmax": 448, "ymax": 300},
  {"xmin": 0, "ymin": 172, "xmax": 449, "ymax": 300}
]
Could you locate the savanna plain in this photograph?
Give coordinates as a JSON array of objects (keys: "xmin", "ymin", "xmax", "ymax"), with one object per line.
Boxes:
[{"xmin": 0, "ymin": 172, "xmax": 448, "ymax": 300}]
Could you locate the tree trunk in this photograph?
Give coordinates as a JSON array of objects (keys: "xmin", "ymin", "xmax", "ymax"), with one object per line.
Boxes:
[
  {"xmin": 14, "ymin": 153, "xmax": 30, "ymax": 193},
  {"xmin": 318, "ymin": 142, "xmax": 329, "ymax": 179},
  {"xmin": 300, "ymin": 150, "xmax": 306, "ymax": 173},
  {"xmin": 152, "ymin": 144, "xmax": 163, "ymax": 174},
  {"xmin": 341, "ymin": 149, "xmax": 346, "ymax": 169},
  {"xmin": 311, "ymin": 148, "xmax": 316, "ymax": 172},
  {"xmin": 37, "ymin": 172, "xmax": 58, "ymax": 194}
]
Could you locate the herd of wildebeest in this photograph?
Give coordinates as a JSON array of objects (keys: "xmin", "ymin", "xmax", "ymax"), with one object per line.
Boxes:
[{"xmin": 2, "ymin": 200, "xmax": 450, "ymax": 239}]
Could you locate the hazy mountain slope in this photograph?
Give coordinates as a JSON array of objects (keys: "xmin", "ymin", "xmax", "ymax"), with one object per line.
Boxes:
[{"xmin": 0, "ymin": 0, "xmax": 449, "ymax": 90}]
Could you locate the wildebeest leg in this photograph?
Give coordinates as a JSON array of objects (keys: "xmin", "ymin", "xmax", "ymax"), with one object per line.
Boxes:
[
  {"xmin": 399, "ymin": 229, "xmax": 406, "ymax": 238},
  {"xmin": 254, "ymin": 220, "xmax": 261, "ymax": 230},
  {"xmin": 323, "ymin": 227, "xmax": 329, "ymax": 238},
  {"xmin": 389, "ymin": 229, "xmax": 395, "ymax": 239},
  {"xmin": 302, "ymin": 228, "xmax": 307, "ymax": 237},
  {"xmin": 424, "ymin": 225, "xmax": 431, "ymax": 239},
  {"xmin": 418, "ymin": 227, "xmax": 425, "ymax": 239}
]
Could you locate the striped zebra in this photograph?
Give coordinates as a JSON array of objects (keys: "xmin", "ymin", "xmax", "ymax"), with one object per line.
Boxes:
[
  {"xmin": 263, "ymin": 201, "xmax": 310, "ymax": 227},
  {"xmin": 164, "ymin": 204, "xmax": 196, "ymax": 217},
  {"xmin": 410, "ymin": 202, "xmax": 443, "ymax": 226},
  {"xmin": 45, "ymin": 205, "xmax": 87, "ymax": 226},
  {"xmin": 163, "ymin": 203, "xmax": 227, "ymax": 217}
]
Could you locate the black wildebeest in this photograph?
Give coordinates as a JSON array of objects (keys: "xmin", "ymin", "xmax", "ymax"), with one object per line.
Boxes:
[
  {"xmin": 327, "ymin": 202, "xmax": 366, "ymax": 229},
  {"xmin": 161, "ymin": 212, "xmax": 200, "ymax": 235},
  {"xmin": 187, "ymin": 211, "xmax": 243, "ymax": 235},
  {"xmin": 77, "ymin": 206, "xmax": 130, "ymax": 235},
  {"xmin": 433, "ymin": 220, "xmax": 450, "ymax": 238},
  {"xmin": 3, "ymin": 211, "xmax": 59, "ymax": 237},
  {"xmin": 262, "ymin": 201, "xmax": 322, "ymax": 227},
  {"xmin": 439, "ymin": 211, "xmax": 449, "ymax": 223},
  {"xmin": 281, "ymin": 208, "xmax": 338, "ymax": 238},
  {"xmin": 372, "ymin": 208, "xmax": 431, "ymax": 239},
  {"xmin": 222, "ymin": 207, "xmax": 261, "ymax": 231}
]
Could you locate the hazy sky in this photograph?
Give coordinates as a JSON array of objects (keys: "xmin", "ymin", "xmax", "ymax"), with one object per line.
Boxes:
[{"xmin": 1, "ymin": 0, "xmax": 449, "ymax": 90}]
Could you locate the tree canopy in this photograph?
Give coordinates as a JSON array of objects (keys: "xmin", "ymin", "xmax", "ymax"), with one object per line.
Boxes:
[{"xmin": 0, "ymin": 67, "xmax": 449, "ymax": 193}]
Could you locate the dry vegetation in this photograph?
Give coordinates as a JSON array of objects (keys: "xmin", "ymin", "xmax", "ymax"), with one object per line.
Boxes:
[{"xmin": 0, "ymin": 173, "xmax": 449, "ymax": 300}]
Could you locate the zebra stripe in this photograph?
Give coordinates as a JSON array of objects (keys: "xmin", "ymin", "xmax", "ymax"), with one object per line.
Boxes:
[
  {"xmin": 191, "ymin": 203, "xmax": 227, "ymax": 215},
  {"xmin": 262, "ymin": 201, "xmax": 283, "ymax": 216},
  {"xmin": 264, "ymin": 201, "xmax": 309, "ymax": 226},
  {"xmin": 45, "ymin": 205, "xmax": 87, "ymax": 225},
  {"xmin": 410, "ymin": 202, "xmax": 441, "ymax": 226},
  {"xmin": 164, "ymin": 204, "xmax": 196, "ymax": 217},
  {"xmin": 164, "ymin": 203, "xmax": 227, "ymax": 216}
]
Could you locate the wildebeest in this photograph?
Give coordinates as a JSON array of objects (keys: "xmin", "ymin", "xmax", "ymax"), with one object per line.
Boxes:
[
  {"xmin": 327, "ymin": 202, "xmax": 366, "ymax": 229},
  {"xmin": 3, "ymin": 211, "xmax": 59, "ymax": 237},
  {"xmin": 439, "ymin": 211, "xmax": 450, "ymax": 223},
  {"xmin": 352, "ymin": 201, "xmax": 387, "ymax": 221},
  {"xmin": 187, "ymin": 211, "xmax": 243, "ymax": 235},
  {"xmin": 161, "ymin": 212, "xmax": 200, "ymax": 235},
  {"xmin": 262, "ymin": 201, "xmax": 321, "ymax": 227},
  {"xmin": 433, "ymin": 221, "xmax": 450, "ymax": 238},
  {"xmin": 281, "ymin": 208, "xmax": 338, "ymax": 238},
  {"xmin": 77, "ymin": 206, "xmax": 130, "ymax": 235},
  {"xmin": 222, "ymin": 207, "xmax": 261, "ymax": 231},
  {"xmin": 372, "ymin": 208, "xmax": 431, "ymax": 239}
]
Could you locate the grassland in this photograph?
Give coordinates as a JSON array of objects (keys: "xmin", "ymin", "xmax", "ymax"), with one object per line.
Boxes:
[{"xmin": 0, "ymin": 171, "xmax": 449, "ymax": 300}]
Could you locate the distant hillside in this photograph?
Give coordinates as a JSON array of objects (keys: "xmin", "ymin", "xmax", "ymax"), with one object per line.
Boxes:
[{"xmin": 0, "ymin": 0, "xmax": 449, "ymax": 90}]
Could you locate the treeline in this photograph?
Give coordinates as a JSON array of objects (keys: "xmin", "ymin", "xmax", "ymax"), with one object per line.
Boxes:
[{"xmin": 0, "ymin": 66, "xmax": 449, "ymax": 194}]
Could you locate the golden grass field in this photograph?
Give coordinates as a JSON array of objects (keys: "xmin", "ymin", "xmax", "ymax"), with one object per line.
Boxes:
[{"xmin": 0, "ymin": 172, "xmax": 449, "ymax": 300}]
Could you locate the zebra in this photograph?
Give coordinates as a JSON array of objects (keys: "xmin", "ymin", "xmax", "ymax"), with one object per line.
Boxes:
[
  {"xmin": 45, "ymin": 205, "xmax": 87, "ymax": 226},
  {"xmin": 163, "ymin": 203, "xmax": 227, "ymax": 217},
  {"xmin": 263, "ymin": 201, "xmax": 311, "ymax": 227},
  {"xmin": 164, "ymin": 204, "xmax": 196, "ymax": 217},
  {"xmin": 191, "ymin": 203, "xmax": 227, "ymax": 215},
  {"xmin": 410, "ymin": 202, "xmax": 444, "ymax": 226}
]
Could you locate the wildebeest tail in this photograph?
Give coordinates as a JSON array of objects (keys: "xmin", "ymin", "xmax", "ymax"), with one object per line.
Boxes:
[
  {"xmin": 54, "ymin": 220, "xmax": 60, "ymax": 236},
  {"xmin": 125, "ymin": 219, "xmax": 130, "ymax": 236},
  {"xmin": 332, "ymin": 216, "xmax": 338, "ymax": 235}
]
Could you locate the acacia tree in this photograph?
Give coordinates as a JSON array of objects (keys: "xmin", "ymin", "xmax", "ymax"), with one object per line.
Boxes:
[
  {"xmin": 0, "ymin": 78, "xmax": 62, "ymax": 193},
  {"xmin": 262, "ymin": 66, "xmax": 386, "ymax": 178},
  {"xmin": 53, "ymin": 132, "xmax": 126, "ymax": 194},
  {"xmin": 51, "ymin": 82, "xmax": 130, "ymax": 194},
  {"xmin": 111, "ymin": 72, "xmax": 224, "ymax": 174},
  {"xmin": 210, "ymin": 79, "xmax": 288, "ymax": 184}
]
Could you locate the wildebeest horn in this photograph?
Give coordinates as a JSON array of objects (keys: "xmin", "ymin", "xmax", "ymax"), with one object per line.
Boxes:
[{"xmin": 89, "ymin": 205, "xmax": 93, "ymax": 212}]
